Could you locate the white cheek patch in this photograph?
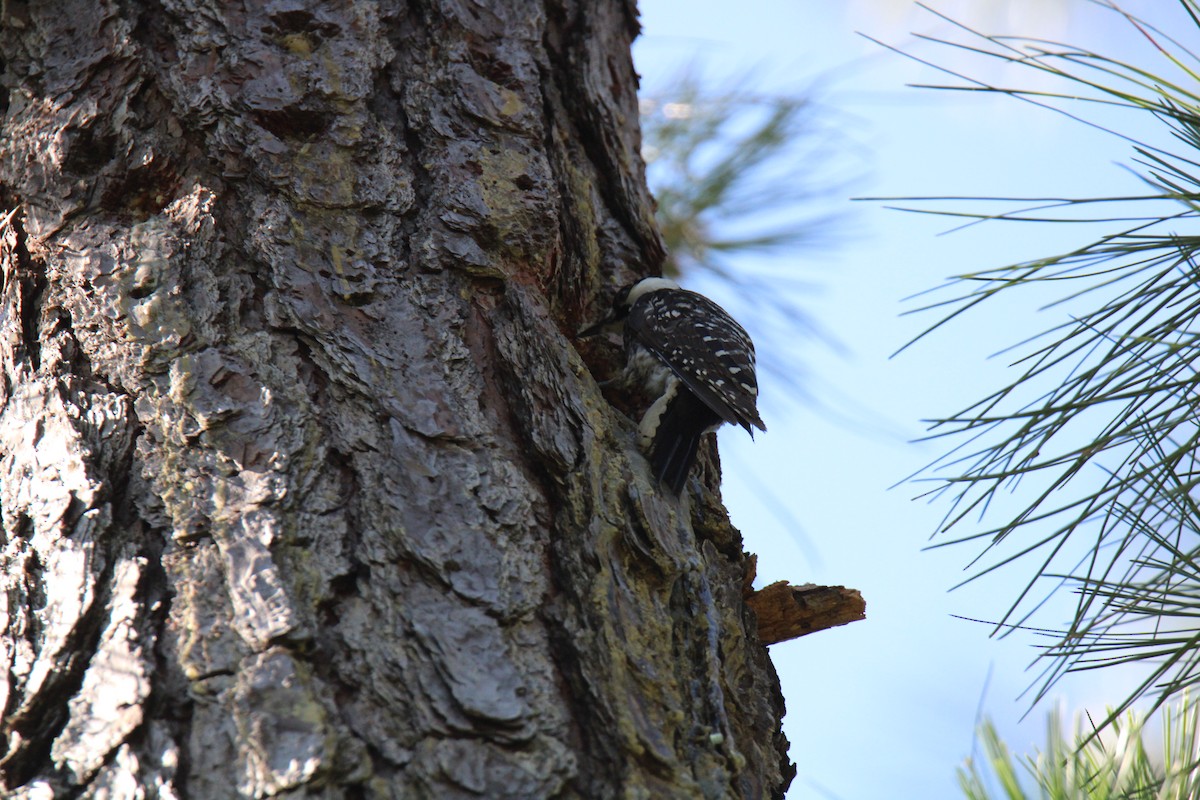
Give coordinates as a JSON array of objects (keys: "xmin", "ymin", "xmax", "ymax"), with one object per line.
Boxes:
[{"xmin": 638, "ymin": 378, "xmax": 679, "ymax": 449}]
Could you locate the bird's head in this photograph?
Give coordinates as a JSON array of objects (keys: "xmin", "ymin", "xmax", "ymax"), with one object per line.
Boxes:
[{"xmin": 579, "ymin": 276, "xmax": 681, "ymax": 337}]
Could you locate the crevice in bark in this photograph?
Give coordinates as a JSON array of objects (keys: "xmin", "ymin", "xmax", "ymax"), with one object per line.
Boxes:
[
  {"xmin": 465, "ymin": 290, "xmax": 561, "ymax": 513},
  {"xmin": 7, "ymin": 210, "xmax": 44, "ymax": 372},
  {"xmin": 379, "ymin": 6, "xmax": 430, "ymax": 248},
  {"xmin": 18, "ymin": 548, "xmax": 44, "ymax": 654},
  {"xmin": 95, "ymin": 129, "xmax": 181, "ymax": 220},
  {"xmin": 311, "ymin": 445, "xmax": 368, "ymax": 628},
  {"xmin": 265, "ymin": 8, "xmax": 343, "ymax": 42},
  {"xmin": 669, "ymin": 570, "xmax": 724, "ymax": 756},
  {"xmin": 254, "ymin": 107, "xmax": 335, "ymax": 143},
  {"xmin": 320, "ymin": 559, "xmax": 368, "ymax": 628},
  {"xmin": 142, "ymin": 537, "xmax": 193, "ymax": 799},
  {"xmin": 61, "ymin": 127, "xmax": 118, "ymax": 181},
  {"xmin": 120, "ymin": 2, "xmax": 217, "ymax": 222},
  {"xmin": 541, "ymin": 607, "xmax": 620, "ymax": 800},
  {"xmin": 123, "ymin": 0, "xmax": 177, "ymax": 67},
  {"xmin": 536, "ymin": 13, "xmax": 603, "ymax": 322},
  {"xmin": 130, "ymin": 402, "xmax": 191, "ymax": 791},
  {"xmin": 541, "ymin": 1, "xmax": 662, "ymax": 274}
]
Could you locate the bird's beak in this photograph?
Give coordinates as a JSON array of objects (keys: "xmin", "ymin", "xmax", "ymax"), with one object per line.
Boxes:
[{"xmin": 577, "ymin": 312, "xmax": 616, "ymax": 338}]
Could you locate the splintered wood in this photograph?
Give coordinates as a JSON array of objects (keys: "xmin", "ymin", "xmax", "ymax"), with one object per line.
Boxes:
[{"xmin": 742, "ymin": 555, "xmax": 866, "ymax": 645}]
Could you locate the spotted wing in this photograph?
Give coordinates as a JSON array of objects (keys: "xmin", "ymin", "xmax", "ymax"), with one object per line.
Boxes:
[{"xmin": 626, "ymin": 289, "xmax": 765, "ymax": 435}]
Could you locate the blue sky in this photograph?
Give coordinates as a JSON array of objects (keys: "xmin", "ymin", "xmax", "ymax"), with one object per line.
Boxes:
[{"xmin": 633, "ymin": 2, "xmax": 1185, "ymax": 797}]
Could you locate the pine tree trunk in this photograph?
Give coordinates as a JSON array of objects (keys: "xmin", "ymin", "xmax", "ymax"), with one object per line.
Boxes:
[{"xmin": 0, "ymin": 1, "xmax": 793, "ymax": 797}]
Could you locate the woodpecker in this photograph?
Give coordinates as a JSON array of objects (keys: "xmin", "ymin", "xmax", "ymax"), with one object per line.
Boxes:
[{"xmin": 587, "ymin": 277, "xmax": 765, "ymax": 494}]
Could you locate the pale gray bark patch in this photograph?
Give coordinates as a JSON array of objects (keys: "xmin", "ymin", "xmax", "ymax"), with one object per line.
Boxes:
[
  {"xmin": 0, "ymin": 301, "xmax": 139, "ymax": 787},
  {"xmin": 79, "ymin": 722, "xmax": 183, "ymax": 800},
  {"xmin": 409, "ymin": 592, "xmax": 528, "ymax": 725},
  {"xmin": 231, "ymin": 649, "xmax": 334, "ymax": 796},
  {"xmin": 407, "ymin": 734, "xmax": 574, "ymax": 799},
  {"xmin": 218, "ymin": 527, "xmax": 302, "ymax": 651},
  {"xmin": 50, "ymin": 554, "xmax": 151, "ymax": 783},
  {"xmin": 1, "ymin": 385, "xmax": 102, "ymax": 704},
  {"xmin": 163, "ymin": 543, "xmax": 249, "ymax": 681}
]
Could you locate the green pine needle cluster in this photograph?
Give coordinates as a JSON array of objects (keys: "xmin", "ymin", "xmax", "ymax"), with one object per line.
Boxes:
[
  {"xmin": 884, "ymin": 0, "xmax": 1200, "ymax": 728},
  {"xmin": 640, "ymin": 69, "xmax": 845, "ymax": 280},
  {"xmin": 960, "ymin": 696, "xmax": 1200, "ymax": 800}
]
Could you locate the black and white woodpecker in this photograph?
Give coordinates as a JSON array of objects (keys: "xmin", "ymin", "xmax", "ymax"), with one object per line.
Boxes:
[{"xmin": 584, "ymin": 277, "xmax": 766, "ymax": 494}]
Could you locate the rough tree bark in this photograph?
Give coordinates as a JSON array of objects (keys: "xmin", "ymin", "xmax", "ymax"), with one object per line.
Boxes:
[{"xmin": 0, "ymin": 1, "xmax": 794, "ymax": 797}]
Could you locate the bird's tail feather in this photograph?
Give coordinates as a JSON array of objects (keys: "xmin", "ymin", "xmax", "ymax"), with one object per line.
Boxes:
[
  {"xmin": 648, "ymin": 390, "xmax": 722, "ymax": 494},
  {"xmin": 653, "ymin": 430, "xmax": 702, "ymax": 495}
]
